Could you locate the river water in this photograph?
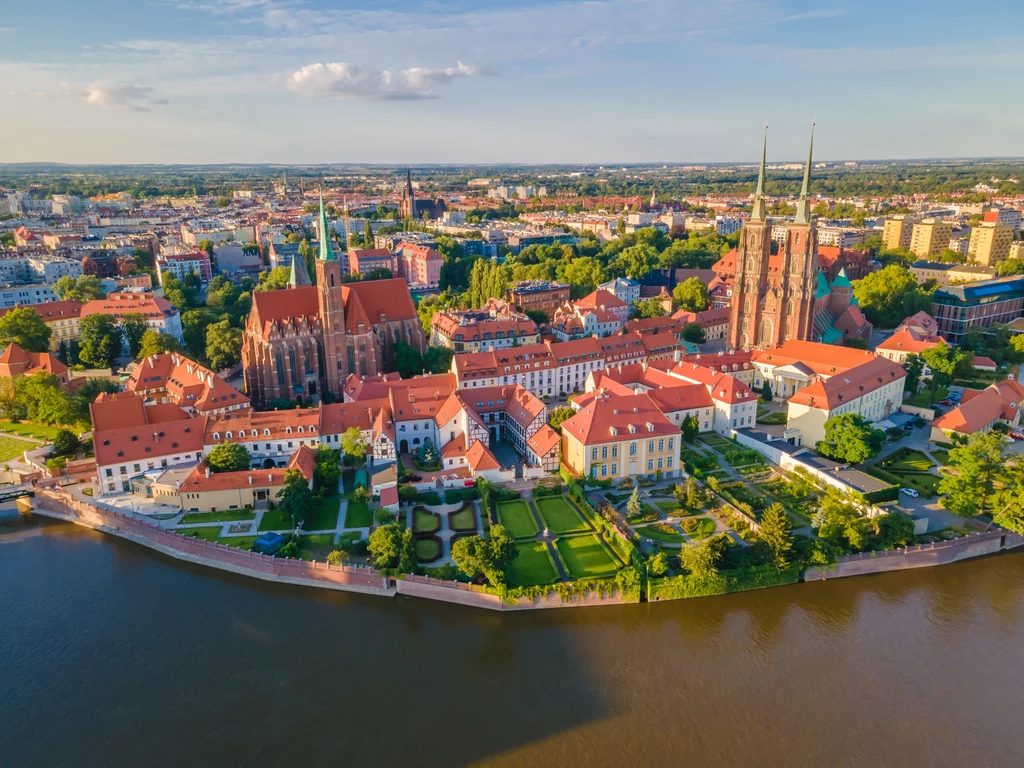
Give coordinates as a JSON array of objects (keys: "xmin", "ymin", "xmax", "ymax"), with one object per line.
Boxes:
[{"xmin": 2, "ymin": 516, "xmax": 1024, "ymax": 768}]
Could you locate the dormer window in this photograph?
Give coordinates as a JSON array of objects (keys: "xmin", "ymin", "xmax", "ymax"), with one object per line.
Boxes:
[
  {"xmin": 226, "ymin": 432, "xmax": 232, "ymax": 439},
  {"xmin": 286, "ymin": 427, "xmax": 292, "ymax": 434},
  {"xmin": 213, "ymin": 432, "xmax": 220, "ymax": 440},
  {"xmin": 263, "ymin": 429, "xmax": 271, "ymax": 436}
]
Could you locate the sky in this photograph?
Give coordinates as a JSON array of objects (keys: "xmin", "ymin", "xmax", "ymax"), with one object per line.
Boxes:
[{"xmin": 1, "ymin": 0, "xmax": 1023, "ymax": 165}]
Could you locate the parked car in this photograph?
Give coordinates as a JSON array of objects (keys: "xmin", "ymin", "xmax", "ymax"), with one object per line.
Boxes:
[
  {"xmin": 1009, "ymin": 431, "xmax": 1024, "ymax": 441},
  {"xmin": 938, "ymin": 400, "xmax": 953, "ymax": 407},
  {"xmin": 900, "ymin": 488, "xmax": 920, "ymax": 498}
]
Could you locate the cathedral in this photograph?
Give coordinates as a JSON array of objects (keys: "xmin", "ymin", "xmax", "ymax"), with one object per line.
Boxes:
[
  {"xmin": 727, "ymin": 128, "xmax": 871, "ymax": 350},
  {"xmin": 242, "ymin": 194, "xmax": 426, "ymax": 406},
  {"xmin": 398, "ymin": 169, "xmax": 446, "ymax": 221}
]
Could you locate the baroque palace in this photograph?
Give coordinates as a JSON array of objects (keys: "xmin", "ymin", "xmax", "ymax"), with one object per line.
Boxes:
[{"xmin": 241, "ymin": 194, "xmax": 426, "ymax": 405}]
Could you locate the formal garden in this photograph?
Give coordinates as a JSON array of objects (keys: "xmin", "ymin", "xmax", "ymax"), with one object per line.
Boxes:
[{"xmin": 868, "ymin": 447, "xmax": 942, "ymax": 498}]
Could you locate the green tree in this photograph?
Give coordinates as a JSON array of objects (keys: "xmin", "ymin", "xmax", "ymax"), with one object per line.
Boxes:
[
  {"xmin": 277, "ymin": 468, "xmax": 315, "ymax": 527},
  {"xmin": 15, "ymin": 374, "xmax": 76, "ymax": 425},
  {"xmin": 617, "ymin": 244, "xmax": 658, "ymax": 280},
  {"xmin": 938, "ymin": 432, "xmax": 1004, "ymax": 518},
  {"xmin": 368, "ymin": 522, "xmax": 404, "ymax": 568},
  {"xmin": 206, "ymin": 441, "xmax": 251, "ymax": 473},
  {"xmin": 558, "ymin": 256, "xmax": 606, "ymax": 295},
  {"xmin": 0, "ymin": 377, "xmax": 19, "ymax": 421},
  {"xmin": 0, "ymin": 306, "xmax": 51, "ymax": 352},
  {"xmin": 205, "ymin": 317, "xmax": 242, "ymax": 370},
  {"xmin": 852, "ymin": 265, "xmax": 932, "ymax": 327},
  {"xmin": 119, "ymin": 312, "xmax": 149, "ymax": 358},
  {"xmin": 815, "ymin": 413, "xmax": 884, "ymax": 464},
  {"xmin": 392, "ymin": 340, "xmax": 423, "ymax": 378},
  {"xmin": 813, "ymin": 489, "xmax": 869, "ymax": 553},
  {"xmin": 679, "ymin": 537, "xmax": 721, "ymax": 582},
  {"xmin": 673, "ymin": 277, "xmax": 710, "ymax": 312},
  {"xmin": 760, "ymin": 381, "xmax": 773, "ymax": 403},
  {"xmin": 548, "ymin": 406, "xmax": 575, "ymax": 432},
  {"xmin": 758, "ymin": 502, "xmax": 793, "ymax": 569},
  {"xmin": 874, "ymin": 511, "xmax": 916, "ymax": 549},
  {"xmin": 451, "ymin": 524, "xmax": 518, "ymax": 586},
  {"xmin": 137, "ymin": 330, "xmax": 182, "ymax": 358},
  {"xmin": 78, "ymin": 314, "xmax": 122, "ymax": 368},
  {"xmin": 648, "ymin": 551, "xmax": 669, "ymax": 577},
  {"xmin": 921, "ymin": 340, "xmax": 963, "ymax": 403},
  {"xmin": 340, "ymin": 426, "xmax": 368, "ymax": 463},
  {"xmin": 53, "ymin": 275, "xmax": 105, "ymax": 303},
  {"xmin": 631, "ymin": 298, "xmax": 666, "ymax": 319},
  {"xmin": 626, "ymin": 486, "xmax": 642, "ymax": 519},
  {"xmin": 255, "ymin": 266, "xmax": 290, "ymax": 292},
  {"xmin": 681, "ymin": 414, "xmax": 699, "ymax": 443},
  {"xmin": 423, "ymin": 346, "xmax": 454, "ymax": 375},
  {"xmin": 902, "ymin": 352, "xmax": 924, "ymax": 394},
  {"xmin": 991, "ymin": 460, "xmax": 1024, "ymax": 534},
  {"xmin": 682, "ymin": 322, "xmax": 705, "ymax": 344},
  {"xmin": 313, "ymin": 445, "xmax": 341, "ymax": 496},
  {"xmin": 51, "ymin": 428, "xmax": 81, "ymax": 456}
]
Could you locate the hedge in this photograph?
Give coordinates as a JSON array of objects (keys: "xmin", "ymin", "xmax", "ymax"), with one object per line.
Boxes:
[
  {"xmin": 572, "ymin": 494, "xmax": 643, "ymax": 568},
  {"xmin": 649, "ymin": 564, "xmax": 799, "ymax": 601},
  {"xmin": 862, "ymin": 485, "xmax": 900, "ymax": 504}
]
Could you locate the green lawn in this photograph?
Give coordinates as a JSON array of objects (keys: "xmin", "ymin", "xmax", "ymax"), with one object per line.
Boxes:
[
  {"xmin": 344, "ymin": 498, "xmax": 371, "ymax": 529},
  {"xmin": 757, "ymin": 411, "xmax": 788, "ymax": 425},
  {"xmin": 698, "ymin": 433, "xmax": 731, "ymax": 447},
  {"xmin": 182, "ymin": 528, "xmax": 258, "ymax": 550},
  {"xmin": 449, "ymin": 505, "xmax": 477, "ymax": 532},
  {"xmin": 0, "ymin": 435, "xmax": 36, "ymax": 462},
  {"xmin": 0, "ymin": 421, "xmax": 64, "ymax": 441},
  {"xmin": 414, "ymin": 507, "xmax": 441, "ymax": 534},
  {"xmin": 639, "ymin": 523, "xmax": 686, "ymax": 544},
  {"xmin": 497, "ymin": 499, "xmax": 539, "ymax": 539},
  {"xmin": 654, "ymin": 500, "xmax": 681, "ymax": 514},
  {"xmin": 508, "ymin": 541, "xmax": 559, "ymax": 587},
  {"xmin": 535, "ymin": 496, "xmax": 588, "ymax": 534},
  {"xmin": 296, "ymin": 533, "xmax": 336, "ymax": 561},
  {"xmin": 930, "ymin": 449, "xmax": 950, "ymax": 466},
  {"xmin": 681, "ymin": 517, "xmax": 716, "ymax": 540},
  {"xmin": 896, "ymin": 472, "xmax": 943, "ymax": 497},
  {"xmin": 905, "ymin": 386, "xmax": 949, "ymax": 408},
  {"xmin": 257, "ymin": 506, "xmax": 297, "ymax": 532},
  {"xmin": 304, "ymin": 498, "xmax": 342, "ymax": 531},
  {"xmin": 556, "ymin": 534, "xmax": 619, "ymax": 579},
  {"xmin": 415, "ymin": 538, "xmax": 441, "ymax": 562},
  {"xmin": 880, "ymin": 448, "xmax": 935, "ymax": 473},
  {"xmin": 181, "ymin": 509, "xmax": 255, "ymax": 525}
]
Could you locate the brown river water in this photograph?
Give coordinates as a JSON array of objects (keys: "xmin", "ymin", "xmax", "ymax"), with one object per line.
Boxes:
[{"xmin": 2, "ymin": 516, "xmax": 1023, "ymax": 767}]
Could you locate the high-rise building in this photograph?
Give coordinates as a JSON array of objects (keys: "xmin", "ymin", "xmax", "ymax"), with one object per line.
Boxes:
[
  {"xmin": 909, "ymin": 219, "xmax": 953, "ymax": 257},
  {"xmin": 882, "ymin": 214, "xmax": 919, "ymax": 251},
  {"xmin": 968, "ymin": 221, "xmax": 1014, "ymax": 266}
]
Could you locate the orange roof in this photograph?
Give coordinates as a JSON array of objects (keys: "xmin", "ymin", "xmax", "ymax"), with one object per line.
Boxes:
[
  {"xmin": 875, "ymin": 327, "xmax": 940, "ymax": 356},
  {"xmin": 205, "ymin": 407, "xmax": 320, "ymax": 445},
  {"xmin": 0, "ymin": 342, "xmax": 69, "ymax": 379},
  {"xmin": 466, "ymin": 440, "xmax": 501, "ymax": 471},
  {"xmin": 575, "ymin": 289, "xmax": 627, "ymax": 311},
  {"xmin": 94, "ymin": 413, "xmax": 206, "ymax": 467},
  {"xmin": 441, "ymin": 432, "xmax": 467, "ymax": 458},
  {"xmin": 320, "ymin": 400, "xmax": 386, "ymax": 435},
  {"xmin": 561, "ymin": 391, "xmax": 677, "ymax": 446},
  {"xmin": 526, "ymin": 424, "xmax": 561, "ymax": 457},
  {"xmin": 751, "ymin": 340, "xmax": 879, "ymax": 377},
  {"xmin": 179, "ymin": 444, "xmax": 316, "ymax": 493},
  {"xmin": 344, "ymin": 372, "xmax": 454, "ymax": 401},
  {"xmin": 251, "ymin": 285, "xmax": 319, "ymax": 330},
  {"xmin": 932, "ymin": 379, "xmax": 1024, "ymax": 434},
  {"xmin": 80, "ymin": 292, "xmax": 176, "ymax": 321},
  {"xmin": 126, "ymin": 353, "xmax": 249, "ymax": 412},
  {"xmin": 0, "ymin": 300, "xmax": 83, "ymax": 323},
  {"xmin": 787, "ymin": 356, "xmax": 906, "ymax": 411}
]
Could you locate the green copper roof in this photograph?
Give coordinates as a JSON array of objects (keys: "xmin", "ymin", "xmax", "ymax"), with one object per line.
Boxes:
[
  {"xmin": 820, "ymin": 326, "xmax": 843, "ymax": 344},
  {"xmin": 751, "ymin": 126, "xmax": 768, "ymax": 221},
  {"xmin": 289, "ymin": 250, "xmax": 311, "ymax": 287},
  {"xmin": 317, "ymin": 190, "xmax": 336, "ymax": 261},
  {"xmin": 815, "ymin": 270, "xmax": 830, "ymax": 299},
  {"xmin": 793, "ymin": 123, "xmax": 815, "ymax": 225},
  {"xmin": 830, "ymin": 266, "xmax": 851, "ymax": 289}
]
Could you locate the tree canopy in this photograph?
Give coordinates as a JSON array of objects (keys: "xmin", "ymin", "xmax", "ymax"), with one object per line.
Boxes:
[
  {"xmin": 206, "ymin": 442, "xmax": 251, "ymax": 473},
  {"xmin": 815, "ymin": 413, "xmax": 884, "ymax": 464},
  {"xmin": 0, "ymin": 306, "xmax": 51, "ymax": 352}
]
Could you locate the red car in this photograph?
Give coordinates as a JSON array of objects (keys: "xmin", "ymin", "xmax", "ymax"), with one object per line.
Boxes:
[{"xmin": 1010, "ymin": 431, "xmax": 1024, "ymax": 441}]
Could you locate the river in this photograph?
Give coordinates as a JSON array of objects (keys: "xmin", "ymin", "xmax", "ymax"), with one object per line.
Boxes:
[{"xmin": 2, "ymin": 515, "xmax": 1024, "ymax": 767}]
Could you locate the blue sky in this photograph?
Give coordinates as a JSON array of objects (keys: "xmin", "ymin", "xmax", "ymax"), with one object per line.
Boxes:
[{"xmin": 2, "ymin": 0, "xmax": 1022, "ymax": 164}]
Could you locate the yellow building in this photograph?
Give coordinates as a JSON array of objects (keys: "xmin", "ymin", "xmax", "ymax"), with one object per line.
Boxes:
[
  {"xmin": 909, "ymin": 219, "xmax": 953, "ymax": 258},
  {"xmin": 968, "ymin": 222, "xmax": 1013, "ymax": 266},
  {"xmin": 559, "ymin": 391, "xmax": 681, "ymax": 480},
  {"xmin": 882, "ymin": 214, "xmax": 919, "ymax": 251},
  {"xmin": 175, "ymin": 445, "xmax": 316, "ymax": 513}
]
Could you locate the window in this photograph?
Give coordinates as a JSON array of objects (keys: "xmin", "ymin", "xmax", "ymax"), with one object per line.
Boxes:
[
  {"xmin": 667, "ymin": 456, "xmax": 673, "ymax": 468},
  {"xmin": 668, "ymin": 438, "xmax": 674, "ymax": 451},
  {"xmin": 658, "ymin": 439, "xmax": 664, "ymax": 452},
  {"xmin": 657, "ymin": 458, "xmax": 663, "ymax": 469},
  {"xmin": 601, "ymin": 446, "xmax": 608, "ymax": 459},
  {"xmin": 630, "ymin": 442, "xmax": 637, "ymax": 456},
  {"xmin": 601, "ymin": 465, "xmax": 607, "ymax": 477},
  {"xmin": 611, "ymin": 463, "xmax": 618, "ymax": 475},
  {"xmin": 591, "ymin": 448, "xmax": 598, "ymax": 460},
  {"xmin": 648, "ymin": 440, "xmax": 654, "ymax": 452},
  {"xmin": 105, "ymin": 468, "xmax": 112, "ymax": 478},
  {"xmin": 647, "ymin": 459, "xmax": 654, "ymax": 471}
]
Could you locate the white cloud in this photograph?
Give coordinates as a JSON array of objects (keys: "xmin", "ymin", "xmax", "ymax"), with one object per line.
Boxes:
[
  {"xmin": 287, "ymin": 61, "xmax": 492, "ymax": 100},
  {"xmin": 59, "ymin": 82, "xmax": 169, "ymax": 111}
]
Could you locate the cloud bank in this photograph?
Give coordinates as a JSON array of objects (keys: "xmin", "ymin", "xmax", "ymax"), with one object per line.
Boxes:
[
  {"xmin": 287, "ymin": 61, "xmax": 491, "ymax": 100},
  {"xmin": 61, "ymin": 82, "xmax": 169, "ymax": 111}
]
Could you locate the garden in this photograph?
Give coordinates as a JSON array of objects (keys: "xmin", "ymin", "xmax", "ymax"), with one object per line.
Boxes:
[
  {"xmin": 415, "ymin": 536, "xmax": 442, "ymax": 563},
  {"xmin": 497, "ymin": 499, "xmax": 539, "ymax": 539},
  {"xmin": 447, "ymin": 504, "xmax": 477, "ymax": 533},
  {"xmin": 555, "ymin": 534, "xmax": 619, "ymax": 579},
  {"xmin": 413, "ymin": 507, "xmax": 441, "ymax": 535},
  {"xmin": 0, "ymin": 420, "xmax": 65, "ymax": 441},
  {"xmin": 870, "ymin": 448, "xmax": 941, "ymax": 498},
  {"xmin": 680, "ymin": 517, "xmax": 716, "ymax": 540},
  {"xmin": 344, "ymin": 497, "xmax": 372, "ymax": 528},
  {"xmin": 181, "ymin": 508, "xmax": 256, "ymax": 525},
  {"xmin": 295, "ymin": 533, "xmax": 336, "ymax": 561},
  {"xmin": 535, "ymin": 496, "xmax": 589, "ymax": 534},
  {"xmin": 639, "ymin": 523, "xmax": 686, "ymax": 544},
  {"xmin": 0, "ymin": 435, "xmax": 36, "ymax": 463},
  {"xmin": 304, "ymin": 498, "xmax": 343, "ymax": 531},
  {"xmin": 508, "ymin": 541, "xmax": 559, "ymax": 587}
]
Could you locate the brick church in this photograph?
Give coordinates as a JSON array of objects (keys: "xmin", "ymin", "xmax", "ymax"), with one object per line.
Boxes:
[
  {"xmin": 242, "ymin": 194, "xmax": 426, "ymax": 406},
  {"xmin": 727, "ymin": 128, "xmax": 871, "ymax": 350}
]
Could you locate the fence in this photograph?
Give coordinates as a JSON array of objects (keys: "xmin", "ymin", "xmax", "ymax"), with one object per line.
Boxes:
[
  {"xmin": 804, "ymin": 529, "xmax": 1024, "ymax": 581},
  {"xmin": 33, "ymin": 489, "xmax": 392, "ymax": 596}
]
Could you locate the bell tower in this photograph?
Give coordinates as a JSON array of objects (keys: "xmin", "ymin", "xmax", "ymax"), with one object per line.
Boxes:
[
  {"xmin": 781, "ymin": 124, "xmax": 819, "ymax": 342},
  {"xmin": 314, "ymin": 190, "xmax": 346, "ymax": 396}
]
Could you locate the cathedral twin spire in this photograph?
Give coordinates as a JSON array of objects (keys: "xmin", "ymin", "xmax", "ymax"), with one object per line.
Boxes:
[{"xmin": 750, "ymin": 124, "xmax": 815, "ymax": 224}]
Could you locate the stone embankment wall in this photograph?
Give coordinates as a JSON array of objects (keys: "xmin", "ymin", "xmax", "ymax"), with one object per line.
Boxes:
[{"xmin": 804, "ymin": 530, "xmax": 1024, "ymax": 581}]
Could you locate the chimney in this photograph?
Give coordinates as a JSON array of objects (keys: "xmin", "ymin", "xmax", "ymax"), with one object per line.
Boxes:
[
  {"xmin": 673, "ymin": 349, "xmax": 682, "ymax": 362},
  {"xmin": 268, "ymin": 474, "xmax": 273, "ymax": 482},
  {"xmin": 153, "ymin": 431, "xmax": 159, "ymax": 444},
  {"xmin": 205, "ymin": 467, "xmax": 211, "ymax": 478},
  {"xmin": 248, "ymin": 476, "xmax": 253, "ymax": 484}
]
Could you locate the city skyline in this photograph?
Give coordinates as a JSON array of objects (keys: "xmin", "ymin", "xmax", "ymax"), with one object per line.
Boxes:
[{"xmin": 2, "ymin": 0, "xmax": 1023, "ymax": 164}]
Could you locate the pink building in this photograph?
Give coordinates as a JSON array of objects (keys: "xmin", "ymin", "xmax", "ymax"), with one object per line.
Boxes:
[
  {"xmin": 394, "ymin": 244, "xmax": 441, "ymax": 290},
  {"xmin": 158, "ymin": 251, "xmax": 213, "ymax": 286}
]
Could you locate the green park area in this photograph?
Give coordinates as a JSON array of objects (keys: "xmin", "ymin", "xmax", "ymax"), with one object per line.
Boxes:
[
  {"xmin": 0, "ymin": 421, "xmax": 64, "ymax": 441},
  {"xmin": 303, "ymin": 498, "xmax": 342, "ymax": 531},
  {"xmin": 344, "ymin": 498, "xmax": 371, "ymax": 528},
  {"xmin": 555, "ymin": 534, "xmax": 619, "ymax": 579},
  {"xmin": 183, "ymin": 528, "xmax": 259, "ymax": 550},
  {"xmin": 258, "ymin": 506, "xmax": 296, "ymax": 532},
  {"xmin": 535, "ymin": 497, "xmax": 588, "ymax": 534},
  {"xmin": 680, "ymin": 517, "xmax": 716, "ymax": 540},
  {"xmin": 296, "ymin": 534, "xmax": 336, "ymax": 560},
  {"xmin": 757, "ymin": 411, "xmax": 788, "ymax": 425},
  {"xmin": 509, "ymin": 541, "xmax": 559, "ymax": 587},
  {"xmin": 639, "ymin": 523, "xmax": 686, "ymax": 544},
  {"xmin": 872, "ymin": 448, "xmax": 942, "ymax": 498},
  {"xmin": 414, "ymin": 508, "xmax": 441, "ymax": 534},
  {"xmin": 497, "ymin": 500, "xmax": 539, "ymax": 539},
  {"xmin": 0, "ymin": 435, "xmax": 36, "ymax": 463},
  {"xmin": 449, "ymin": 505, "xmax": 476, "ymax": 532},
  {"xmin": 415, "ymin": 538, "xmax": 441, "ymax": 562},
  {"xmin": 181, "ymin": 509, "xmax": 256, "ymax": 525}
]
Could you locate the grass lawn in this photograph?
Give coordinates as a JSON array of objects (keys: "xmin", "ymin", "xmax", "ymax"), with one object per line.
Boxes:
[
  {"xmin": 497, "ymin": 499, "xmax": 539, "ymax": 539},
  {"xmin": 757, "ymin": 411, "xmax": 788, "ymax": 425},
  {"xmin": 654, "ymin": 500, "xmax": 681, "ymax": 514},
  {"xmin": 930, "ymin": 449, "xmax": 951, "ymax": 466},
  {"xmin": 414, "ymin": 507, "xmax": 441, "ymax": 534},
  {"xmin": 556, "ymin": 534, "xmax": 619, "ymax": 579},
  {"xmin": 895, "ymin": 472, "xmax": 943, "ymax": 497},
  {"xmin": 304, "ymin": 498, "xmax": 342, "ymax": 531},
  {"xmin": 535, "ymin": 496, "xmax": 588, "ymax": 534},
  {"xmin": 181, "ymin": 509, "xmax": 255, "ymax": 525},
  {"xmin": 182, "ymin": 528, "xmax": 258, "ymax": 550},
  {"xmin": 344, "ymin": 498, "xmax": 371, "ymax": 529},
  {"xmin": 880, "ymin": 448, "xmax": 935, "ymax": 473},
  {"xmin": 639, "ymin": 523, "xmax": 686, "ymax": 544},
  {"xmin": 296, "ymin": 533, "xmax": 336, "ymax": 561},
  {"xmin": 449, "ymin": 505, "xmax": 477, "ymax": 532},
  {"xmin": 415, "ymin": 537, "xmax": 441, "ymax": 562},
  {"xmin": 0, "ymin": 421, "xmax": 64, "ymax": 441},
  {"xmin": 257, "ymin": 506, "xmax": 296, "ymax": 532},
  {"xmin": 0, "ymin": 435, "xmax": 36, "ymax": 462},
  {"xmin": 508, "ymin": 540, "xmax": 559, "ymax": 587},
  {"xmin": 905, "ymin": 386, "xmax": 949, "ymax": 408},
  {"xmin": 698, "ymin": 433, "xmax": 731, "ymax": 447},
  {"xmin": 681, "ymin": 517, "xmax": 716, "ymax": 540}
]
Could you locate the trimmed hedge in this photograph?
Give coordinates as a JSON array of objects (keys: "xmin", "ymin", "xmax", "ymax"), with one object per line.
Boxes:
[{"xmin": 649, "ymin": 565, "xmax": 799, "ymax": 601}]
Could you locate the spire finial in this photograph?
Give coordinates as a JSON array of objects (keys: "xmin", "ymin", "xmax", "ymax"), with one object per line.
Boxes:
[
  {"xmin": 794, "ymin": 122, "xmax": 815, "ymax": 224},
  {"xmin": 751, "ymin": 125, "xmax": 768, "ymax": 221}
]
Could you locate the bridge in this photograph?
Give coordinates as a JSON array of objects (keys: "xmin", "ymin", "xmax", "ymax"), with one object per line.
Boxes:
[{"xmin": 0, "ymin": 483, "xmax": 35, "ymax": 504}]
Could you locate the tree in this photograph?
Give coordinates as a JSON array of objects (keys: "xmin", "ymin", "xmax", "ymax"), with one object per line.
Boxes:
[
  {"xmin": 14, "ymin": 373, "xmax": 76, "ymax": 425},
  {"xmin": 684, "ymin": 476, "xmax": 705, "ymax": 511},
  {"xmin": 548, "ymin": 406, "xmax": 574, "ymax": 432},
  {"xmin": 673, "ymin": 277, "xmax": 710, "ymax": 312},
  {"xmin": 626, "ymin": 486, "xmax": 642, "ymax": 519},
  {"xmin": 679, "ymin": 537, "xmax": 721, "ymax": 582},
  {"xmin": 53, "ymin": 275, "xmax": 105, "ymax": 303},
  {"xmin": 206, "ymin": 441, "xmax": 251, "ymax": 473},
  {"xmin": 368, "ymin": 522, "xmax": 404, "ymax": 568},
  {"xmin": 51, "ymin": 429, "xmax": 80, "ymax": 457},
  {"xmin": 938, "ymin": 432, "xmax": 1004, "ymax": 518},
  {"xmin": 451, "ymin": 524, "xmax": 518, "ymax": 586},
  {"xmin": 313, "ymin": 445, "xmax": 341, "ymax": 496},
  {"xmin": 617, "ymin": 243, "xmax": 658, "ymax": 280},
  {"xmin": 921, "ymin": 340, "xmax": 962, "ymax": 403},
  {"xmin": 760, "ymin": 381, "xmax": 772, "ymax": 403},
  {"xmin": 78, "ymin": 314, "xmax": 122, "ymax": 368},
  {"xmin": 255, "ymin": 266, "xmax": 290, "ymax": 292},
  {"xmin": 0, "ymin": 307, "xmax": 51, "ymax": 352},
  {"xmin": 422, "ymin": 346, "xmax": 454, "ymax": 375},
  {"xmin": 0, "ymin": 377, "xmax": 18, "ymax": 420},
  {"xmin": 137, "ymin": 330, "xmax": 182, "ymax": 358},
  {"xmin": 631, "ymin": 298, "xmax": 666, "ymax": 319},
  {"xmin": 559, "ymin": 256, "xmax": 606, "ymax": 295},
  {"xmin": 874, "ymin": 511, "xmax": 916, "ymax": 549},
  {"xmin": 119, "ymin": 313, "xmax": 149, "ymax": 358},
  {"xmin": 903, "ymin": 353, "xmax": 924, "ymax": 394},
  {"xmin": 813, "ymin": 489, "xmax": 869, "ymax": 553},
  {"xmin": 682, "ymin": 322, "xmax": 705, "ymax": 344},
  {"xmin": 681, "ymin": 414, "xmax": 699, "ymax": 443},
  {"xmin": 758, "ymin": 502, "xmax": 793, "ymax": 569},
  {"xmin": 852, "ymin": 265, "xmax": 932, "ymax": 327},
  {"xmin": 992, "ymin": 460, "xmax": 1024, "ymax": 534},
  {"xmin": 648, "ymin": 551, "xmax": 669, "ymax": 577},
  {"xmin": 70, "ymin": 377, "xmax": 120, "ymax": 426},
  {"xmin": 815, "ymin": 413, "xmax": 884, "ymax": 464},
  {"xmin": 205, "ymin": 317, "xmax": 242, "ymax": 371},
  {"xmin": 340, "ymin": 427, "xmax": 368, "ymax": 463},
  {"xmin": 277, "ymin": 468, "xmax": 315, "ymax": 527},
  {"xmin": 392, "ymin": 340, "xmax": 424, "ymax": 378}
]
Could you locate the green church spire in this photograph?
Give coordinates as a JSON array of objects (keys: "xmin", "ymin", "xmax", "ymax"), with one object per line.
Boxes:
[
  {"xmin": 317, "ymin": 189, "xmax": 336, "ymax": 261},
  {"xmin": 751, "ymin": 125, "xmax": 768, "ymax": 221},
  {"xmin": 794, "ymin": 123, "xmax": 815, "ymax": 225}
]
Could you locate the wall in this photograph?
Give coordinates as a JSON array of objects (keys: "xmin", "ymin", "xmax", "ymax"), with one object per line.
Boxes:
[
  {"xmin": 804, "ymin": 530, "xmax": 1024, "ymax": 581},
  {"xmin": 899, "ymin": 404, "xmax": 935, "ymax": 421}
]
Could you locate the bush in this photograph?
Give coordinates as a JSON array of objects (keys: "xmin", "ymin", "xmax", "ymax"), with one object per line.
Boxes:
[{"xmin": 398, "ymin": 485, "xmax": 418, "ymax": 501}]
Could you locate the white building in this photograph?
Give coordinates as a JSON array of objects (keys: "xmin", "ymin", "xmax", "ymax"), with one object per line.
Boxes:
[
  {"xmin": 0, "ymin": 284, "xmax": 61, "ymax": 308},
  {"xmin": 597, "ymin": 277, "xmax": 641, "ymax": 305}
]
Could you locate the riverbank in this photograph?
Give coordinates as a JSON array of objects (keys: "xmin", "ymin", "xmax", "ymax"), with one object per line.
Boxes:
[{"xmin": 30, "ymin": 488, "xmax": 1024, "ymax": 611}]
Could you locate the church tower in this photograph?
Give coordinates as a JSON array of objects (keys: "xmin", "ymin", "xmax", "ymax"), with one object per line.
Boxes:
[
  {"xmin": 779, "ymin": 125, "xmax": 819, "ymax": 343},
  {"xmin": 314, "ymin": 190, "xmax": 346, "ymax": 397},
  {"xmin": 399, "ymin": 169, "xmax": 415, "ymax": 221},
  {"xmin": 728, "ymin": 129, "xmax": 773, "ymax": 350}
]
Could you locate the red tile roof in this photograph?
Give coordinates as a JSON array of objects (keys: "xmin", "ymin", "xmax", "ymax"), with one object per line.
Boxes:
[
  {"xmin": 932, "ymin": 379, "xmax": 1024, "ymax": 434},
  {"xmin": 561, "ymin": 391, "xmax": 677, "ymax": 445},
  {"xmin": 179, "ymin": 444, "xmax": 316, "ymax": 493},
  {"xmin": 466, "ymin": 440, "xmax": 500, "ymax": 471},
  {"xmin": 94, "ymin": 412, "xmax": 206, "ymax": 468},
  {"xmin": 787, "ymin": 356, "xmax": 906, "ymax": 411}
]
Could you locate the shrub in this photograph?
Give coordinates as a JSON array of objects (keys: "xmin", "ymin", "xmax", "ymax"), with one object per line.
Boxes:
[{"xmin": 398, "ymin": 484, "xmax": 418, "ymax": 501}]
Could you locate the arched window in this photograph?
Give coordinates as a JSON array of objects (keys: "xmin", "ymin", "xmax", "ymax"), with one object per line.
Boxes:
[{"xmin": 758, "ymin": 317, "xmax": 773, "ymax": 346}]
